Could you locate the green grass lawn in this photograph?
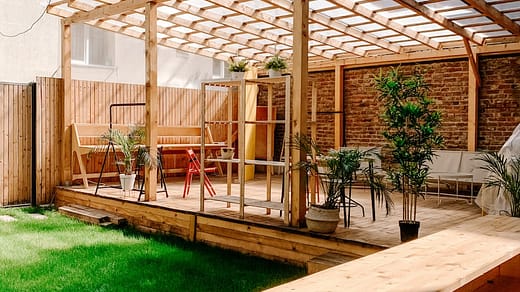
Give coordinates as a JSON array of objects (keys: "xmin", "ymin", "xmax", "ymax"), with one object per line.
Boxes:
[{"xmin": 0, "ymin": 207, "xmax": 305, "ymax": 292}]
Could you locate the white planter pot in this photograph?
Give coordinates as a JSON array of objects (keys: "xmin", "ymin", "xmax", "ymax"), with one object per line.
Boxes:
[
  {"xmin": 231, "ymin": 72, "xmax": 245, "ymax": 80},
  {"xmin": 220, "ymin": 147, "xmax": 235, "ymax": 159},
  {"xmin": 120, "ymin": 174, "xmax": 136, "ymax": 191},
  {"xmin": 268, "ymin": 69, "xmax": 282, "ymax": 78},
  {"xmin": 305, "ymin": 205, "xmax": 340, "ymax": 233}
]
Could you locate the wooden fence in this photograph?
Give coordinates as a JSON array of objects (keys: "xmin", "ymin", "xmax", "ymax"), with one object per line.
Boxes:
[
  {"xmin": 1, "ymin": 78, "xmax": 229, "ymax": 206},
  {"xmin": 0, "ymin": 82, "xmax": 33, "ymax": 206}
]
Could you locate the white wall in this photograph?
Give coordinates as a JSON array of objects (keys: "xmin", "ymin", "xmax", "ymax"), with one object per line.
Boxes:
[
  {"xmin": 0, "ymin": 0, "xmax": 61, "ymax": 83},
  {"xmin": 0, "ymin": 1, "xmax": 221, "ymax": 88}
]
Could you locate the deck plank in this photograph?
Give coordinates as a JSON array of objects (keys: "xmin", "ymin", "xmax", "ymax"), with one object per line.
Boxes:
[{"xmin": 267, "ymin": 216, "xmax": 520, "ymax": 291}]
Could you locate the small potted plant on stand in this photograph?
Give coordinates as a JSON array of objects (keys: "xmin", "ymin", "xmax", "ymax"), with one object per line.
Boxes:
[
  {"xmin": 102, "ymin": 126, "xmax": 155, "ymax": 192},
  {"xmin": 374, "ymin": 66, "xmax": 443, "ymax": 242},
  {"xmin": 293, "ymin": 134, "xmax": 369, "ymax": 233},
  {"xmin": 228, "ymin": 56, "xmax": 249, "ymax": 79},
  {"xmin": 264, "ymin": 54, "xmax": 287, "ymax": 77}
]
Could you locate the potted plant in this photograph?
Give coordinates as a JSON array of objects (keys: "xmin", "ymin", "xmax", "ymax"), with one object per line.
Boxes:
[
  {"xmin": 478, "ymin": 152, "xmax": 520, "ymax": 217},
  {"xmin": 264, "ymin": 54, "xmax": 287, "ymax": 77},
  {"xmin": 293, "ymin": 134, "xmax": 372, "ymax": 233},
  {"xmin": 228, "ymin": 56, "xmax": 249, "ymax": 79},
  {"xmin": 374, "ymin": 66, "xmax": 443, "ymax": 242},
  {"xmin": 101, "ymin": 126, "xmax": 155, "ymax": 191}
]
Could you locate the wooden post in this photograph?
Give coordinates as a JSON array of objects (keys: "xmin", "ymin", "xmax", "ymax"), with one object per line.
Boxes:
[
  {"xmin": 61, "ymin": 21, "xmax": 72, "ymax": 186},
  {"xmin": 335, "ymin": 64, "xmax": 344, "ymax": 149},
  {"xmin": 144, "ymin": 1, "xmax": 158, "ymax": 201},
  {"xmin": 465, "ymin": 39, "xmax": 480, "ymax": 151},
  {"xmin": 291, "ymin": 0, "xmax": 309, "ymax": 227},
  {"xmin": 310, "ymin": 82, "xmax": 317, "ymax": 205}
]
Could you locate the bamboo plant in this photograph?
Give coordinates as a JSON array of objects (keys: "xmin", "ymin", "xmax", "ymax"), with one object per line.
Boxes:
[{"xmin": 374, "ymin": 67, "xmax": 443, "ymax": 226}]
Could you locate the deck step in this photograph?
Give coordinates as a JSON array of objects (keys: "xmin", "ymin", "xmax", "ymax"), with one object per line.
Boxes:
[
  {"xmin": 307, "ymin": 252, "xmax": 358, "ymax": 274},
  {"xmin": 58, "ymin": 204, "xmax": 127, "ymax": 226}
]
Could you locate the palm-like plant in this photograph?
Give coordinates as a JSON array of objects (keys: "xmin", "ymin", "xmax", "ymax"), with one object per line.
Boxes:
[
  {"xmin": 478, "ymin": 152, "xmax": 520, "ymax": 217},
  {"xmin": 292, "ymin": 134, "xmax": 390, "ymax": 210},
  {"xmin": 101, "ymin": 126, "xmax": 155, "ymax": 175}
]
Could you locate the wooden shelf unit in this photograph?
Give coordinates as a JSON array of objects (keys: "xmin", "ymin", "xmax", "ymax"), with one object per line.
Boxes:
[{"xmin": 200, "ymin": 76, "xmax": 291, "ymax": 224}]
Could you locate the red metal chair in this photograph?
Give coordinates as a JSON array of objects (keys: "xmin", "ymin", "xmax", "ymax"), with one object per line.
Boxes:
[{"xmin": 183, "ymin": 148, "xmax": 217, "ymax": 198}]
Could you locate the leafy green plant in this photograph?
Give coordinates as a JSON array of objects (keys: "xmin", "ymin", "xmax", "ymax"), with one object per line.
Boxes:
[
  {"xmin": 291, "ymin": 134, "xmax": 387, "ymax": 210},
  {"xmin": 478, "ymin": 152, "xmax": 520, "ymax": 217},
  {"xmin": 100, "ymin": 126, "xmax": 155, "ymax": 175},
  {"xmin": 227, "ymin": 56, "xmax": 249, "ymax": 72},
  {"xmin": 264, "ymin": 54, "xmax": 287, "ymax": 71},
  {"xmin": 374, "ymin": 66, "xmax": 443, "ymax": 223}
]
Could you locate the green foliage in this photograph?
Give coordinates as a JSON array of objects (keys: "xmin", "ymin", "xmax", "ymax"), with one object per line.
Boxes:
[
  {"xmin": 100, "ymin": 126, "xmax": 155, "ymax": 175},
  {"xmin": 319, "ymin": 148, "xmax": 368, "ymax": 209},
  {"xmin": 227, "ymin": 56, "xmax": 249, "ymax": 72},
  {"xmin": 264, "ymin": 54, "xmax": 288, "ymax": 71},
  {"xmin": 478, "ymin": 152, "xmax": 520, "ymax": 217},
  {"xmin": 291, "ymin": 134, "xmax": 390, "ymax": 210},
  {"xmin": 0, "ymin": 208, "xmax": 305, "ymax": 291},
  {"xmin": 374, "ymin": 66, "xmax": 443, "ymax": 222}
]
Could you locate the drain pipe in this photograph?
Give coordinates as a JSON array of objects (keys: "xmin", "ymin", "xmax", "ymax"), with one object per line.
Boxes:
[{"xmin": 30, "ymin": 82, "xmax": 37, "ymax": 207}]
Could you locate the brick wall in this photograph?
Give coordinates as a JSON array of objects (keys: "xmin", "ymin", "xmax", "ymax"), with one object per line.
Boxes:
[
  {"xmin": 344, "ymin": 60, "xmax": 469, "ymax": 150},
  {"xmin": 478, "ymin": 54, "xmax": 520, "ymax": 151},
  {"xmin": 257, "ymin": 54, "xmax": 520, "ymax": 156}
]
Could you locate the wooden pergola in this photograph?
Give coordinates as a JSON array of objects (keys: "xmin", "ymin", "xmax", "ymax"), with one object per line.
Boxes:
[{"xmin": 47, "ymin": 0, "xmax": 520, "ymax": 227}]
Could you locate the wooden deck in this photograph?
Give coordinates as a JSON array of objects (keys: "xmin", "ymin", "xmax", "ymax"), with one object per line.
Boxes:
[
  {"xmin": 268, "ymin": 215, "xmax": 520, "ymax": 291},
  {"xmin": 57, "ymin": 174, "xmax": 481, "ymax": 248}
]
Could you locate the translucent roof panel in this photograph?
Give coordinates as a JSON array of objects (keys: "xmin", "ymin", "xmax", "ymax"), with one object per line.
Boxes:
[{"xmin": 46, "ymin": 0, "xmax": 520, "ymax": 66}]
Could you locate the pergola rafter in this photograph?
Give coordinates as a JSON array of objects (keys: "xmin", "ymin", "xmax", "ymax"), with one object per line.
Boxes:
[
  {"xmin": 48, "ymin": 0, "xmax": 520, "ymax": 67},
  {"xmin": 394, "ymin": 0, "xmax": 485, "ymax": 44},
  {"xmin": 263, "ymin": 0, "xmax": 402, "ymax": 54}
]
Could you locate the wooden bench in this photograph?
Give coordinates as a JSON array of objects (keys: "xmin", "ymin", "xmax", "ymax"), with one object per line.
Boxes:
[{"xmin": 72, "ymin": 123, "xmax": 224, "ymax": 188}]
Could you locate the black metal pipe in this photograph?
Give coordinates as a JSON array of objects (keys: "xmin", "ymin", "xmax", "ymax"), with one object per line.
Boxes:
[
  {"xmin": 109, "ymin": 103, "xmax": 146, "ymax": 128},
  {"xmin": 30, "ymin": 82, "xmax": 37, "ymax": 207}
]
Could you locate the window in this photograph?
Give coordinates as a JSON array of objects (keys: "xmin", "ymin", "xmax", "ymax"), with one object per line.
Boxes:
[
  {"xmin": 72, "ymin": 24, "xmax": 115, "ymax": 66},
  {"xmin": 213, "ymin": 59, "xmax": 226, "ymax": 78}
]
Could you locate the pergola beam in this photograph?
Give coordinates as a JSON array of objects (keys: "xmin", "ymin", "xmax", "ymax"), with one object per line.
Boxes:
[
  {"xmin": 61, "ymin": 21, "xmax": 73, "ymax": 186},
  {"xmin": 464, "ymin": 0, "xmax": 520, "ymax": 36},
  {"xmin": 394, "ymin": 0, "xmax": 484, "ymax": 44},
  {"xmin": 63, "ymin": 1, "xmax": 240, "ymax": 62},
  {"xmin": 64, "ymin": 0, "xmax": 169, "ymax": 24},
  {"xmin": 206, "ymin": 0, "xmax": 367, "ymax": 56},
  {"xmin": 464, "ymin": 38, "xmax": 480, "ymax": 151},
  {"xmin": 144, "ymin": 1, "xmax": 158, "ymax": 201},
  {"xmin": 89, "ymin": 18, "xmax": 231, "ymax": 61},
  {"xmin": 168, "ymin": 0, "xmax": 334, "ymax": 59},
  {"xmin": 106, "ymin": 13, "xmax": 271, "ymax": 62},
  {"xmin": 263, "ymin": 0, "xmax": 401, "ymax": 54},
  {"xmin": 329, "ymin": 0, "xmax": 440, "ymax": 49},
  {"xmin": 291, "ymin": 0, "xmax": 309, "ymax": 228},
  {"xmin": 151, "ymin": 12, "xmax": 292, "ymax": 59}
]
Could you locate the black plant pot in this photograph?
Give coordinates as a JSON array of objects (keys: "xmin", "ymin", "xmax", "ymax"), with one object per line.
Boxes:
[{"xmin": 399, "ymin": 220, "xmax": 420, "ymax": 242}]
